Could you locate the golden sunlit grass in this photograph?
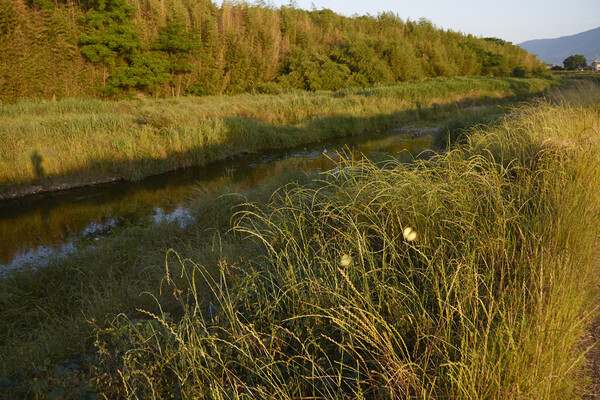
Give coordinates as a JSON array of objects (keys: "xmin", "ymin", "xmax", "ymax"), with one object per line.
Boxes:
[
  {"xmin": 0, "ymin": 77, "xmax": 553, "ymax": 198},
  {"xmin": 85, "ymin": 84, "xmax": 599, "ymax": 398},
  {"xmin": 1, "ymin": 81, "xmax": 598, "ymax": 399}
]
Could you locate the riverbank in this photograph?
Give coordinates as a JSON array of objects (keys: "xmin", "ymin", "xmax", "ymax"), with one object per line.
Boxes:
[
  {"xmin": 1, "ymin": 81, "xmax": 599, "ymax": 398},
  {"xmin": 0, "ymin": 77, "xmax": 554, "ymax": 201},
  {"xmin": 104, "ymin": 84, "xmax": 600, "ymax": 398},
  {"xmin": 0, "ymin": 131, "xmax": 432, "ymax": 275}
]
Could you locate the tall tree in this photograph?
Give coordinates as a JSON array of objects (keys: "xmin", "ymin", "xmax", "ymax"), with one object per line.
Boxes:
[
  {"xmin": 78, "ymin": 0, "xmax": 142, "ymax": 85},
  {"xmin": 1, "ymin": 0, "xmax": 547, "ymax": 100},
  {"xmin": 153, "ymin": 22, "xmax": 201, "ymax": 96},
  {"xmin": 563, "ymin": 54, "xmax": 587, "ymax": 70}
]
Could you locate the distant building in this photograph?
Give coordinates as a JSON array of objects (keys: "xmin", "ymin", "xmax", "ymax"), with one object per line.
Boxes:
[{"xmin": 593, "ymin": 61, "xmax": 600, "ymax": 72}]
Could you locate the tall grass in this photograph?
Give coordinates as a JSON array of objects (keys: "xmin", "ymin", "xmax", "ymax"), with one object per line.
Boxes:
[
  {"xmin": 1, "ymin": 81, "xmax": 597, "ymax": 398},
  {"xmin": 0, "ymin": 162, "xmax": 311, "ymax": 386},
  {"xmin": 0, "ymin": 77, "xmax": 553, "ymax": 198},
  {"xmin": 84, "ymin": 86, "xmax": 600, "ymax": 398}
]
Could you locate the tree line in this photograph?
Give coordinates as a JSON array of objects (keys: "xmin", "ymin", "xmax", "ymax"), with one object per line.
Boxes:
[
  {"xmin": 0, "ymin": 0, "xmax": 546, "ymax": 101},
  {"xmin": 563, "ymin": 54, "xmax": 587, "ymax": 70}
]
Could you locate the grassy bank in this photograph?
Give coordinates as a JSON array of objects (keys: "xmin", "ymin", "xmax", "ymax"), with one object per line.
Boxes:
[
  {"xmin": 0, "ymin": 76, "xmax": 553, "ymax": 200},
  {"xmin": 99, "ymin": 88, "xmax": 600, "ymax": 398},
  {"xmin": 1, "ymin": 82, "xmax": 599, "ymax": 398}
]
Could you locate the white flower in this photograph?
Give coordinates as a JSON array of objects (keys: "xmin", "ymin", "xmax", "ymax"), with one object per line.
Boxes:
[
  {"xmin": 403, "ymin": 227, "xmax": 417, "ymax": 242},
  {"xmin": 340, "ymin": 254, "xmax": 352, "ymax": 267}
]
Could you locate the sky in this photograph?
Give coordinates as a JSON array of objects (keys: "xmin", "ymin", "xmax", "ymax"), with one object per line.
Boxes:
[{"xmin": 239, "ymin": 0, "xmax": 600, "ymax": 44}]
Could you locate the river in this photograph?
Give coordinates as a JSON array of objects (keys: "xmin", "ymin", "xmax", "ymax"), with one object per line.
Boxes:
[{"xmin": 0, "ymin": 131, "xmax": 432, "ymax": 276}]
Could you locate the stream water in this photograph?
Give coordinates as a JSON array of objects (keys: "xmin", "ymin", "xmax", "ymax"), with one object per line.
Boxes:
[{"xmin": 0, "ymin": 131, "xmax": 432, "ymax": 276}]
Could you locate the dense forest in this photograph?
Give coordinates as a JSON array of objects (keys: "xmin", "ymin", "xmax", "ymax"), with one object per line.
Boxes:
[{"xmin": 0, "ymin": 0, "xmax": 545, "ymax": 101}]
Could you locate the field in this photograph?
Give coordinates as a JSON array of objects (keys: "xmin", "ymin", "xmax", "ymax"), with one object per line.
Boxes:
[
  {"xmin": 1, "ymin": 79, "xmax": 599, "ymax": 398},
  {"xmin": 0, "ymin": 77, "xmax": 554, "ymax": 200}
]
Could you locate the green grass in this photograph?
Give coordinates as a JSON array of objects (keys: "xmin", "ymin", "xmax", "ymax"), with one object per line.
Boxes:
[
  {"xmin": 0, "ymin": 77, "xmax": 555, "ymax": 199},
  {"xmin": 0, "ymin": 162, "xmax": 312, "ymax": 385},
  {"xmin": 94, "ymin": 85, "xmax": 600, "ymax": 398},
  {"xmin": 1, "ymin": 80, "xmax": 599, "ymax": 398}
]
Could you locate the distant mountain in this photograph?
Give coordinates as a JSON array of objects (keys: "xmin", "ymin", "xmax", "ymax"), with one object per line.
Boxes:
[{"xmin": 519, "ymin": 27, "xmax": 600, "ymax": 66}]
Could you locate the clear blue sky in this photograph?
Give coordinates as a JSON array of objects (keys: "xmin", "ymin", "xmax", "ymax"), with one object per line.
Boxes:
[{"xmin": 236, "ymin": 0, "xmax": 600, "ymax": 44}]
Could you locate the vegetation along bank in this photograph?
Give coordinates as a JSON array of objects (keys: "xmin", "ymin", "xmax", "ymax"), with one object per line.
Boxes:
[
  {"xmin": 0, "ymin": 0, "xmax": 545, "ymax": 102},
  {"xmin": 1, "ymin": 81, "xmax": 599, "ymax": 398},
  {"xmin": 0, "ymin": 76, "xmax": 555, "ymax": 200}
]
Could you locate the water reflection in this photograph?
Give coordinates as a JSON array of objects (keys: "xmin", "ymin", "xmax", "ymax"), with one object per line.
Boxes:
[{"xmin": 0, "ymin": 132, "xmax": 431, "ymax": 273}]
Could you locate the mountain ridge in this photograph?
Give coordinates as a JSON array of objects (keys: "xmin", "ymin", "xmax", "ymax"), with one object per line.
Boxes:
[{"xmin": 519, "ymin": 27, "xmax": 600, "ymax": 65}]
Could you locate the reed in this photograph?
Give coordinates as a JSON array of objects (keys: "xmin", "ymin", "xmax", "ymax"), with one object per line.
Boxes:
[
  {"xmin": 1, "ymin": 81, "xmax": 598, "ymax": 399},
  {"xmin": 0, "ymin": 77, "xmax": 553, "ymax": 199},
  {"xmin": 91, "ymin": 85, "xmax": 600, "ymax": 398}
]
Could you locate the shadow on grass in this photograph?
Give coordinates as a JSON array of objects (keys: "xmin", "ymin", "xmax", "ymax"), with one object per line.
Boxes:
[
  {"xmin": 0, "ymin": 93, "xmax": 539, "ymax": 201},
  {"xmin": 30, "ymin": 151, "xmax": 45, "ymax": 183}
]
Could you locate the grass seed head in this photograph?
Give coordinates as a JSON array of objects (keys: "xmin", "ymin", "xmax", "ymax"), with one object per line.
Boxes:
[
  {"xmin": 403, "ymin": 227, "xmax": 417, "ymax": 242},
  {"xmin": 340, "ymin": 254, "xmax": 353, "ymax": 267}
]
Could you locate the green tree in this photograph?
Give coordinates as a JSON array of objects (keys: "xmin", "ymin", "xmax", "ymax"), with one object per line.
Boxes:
[
  {"xmin": 331, "ymin": 40, "xmax": 393, "ymax": 85},
  {"xmin": 78, "ymin": 0, "xmax": 142, "ymax": 88},
  {"xmin": 380, "ymin": 38, "xmax": 423, "ymax": 81},
  {"xmin": 279, "ymin": 53, "xmax": 354, "ymax": 91},
  {"xmin": 512, "ymin": 66, "xmax": 526, "ymax": 77},
  {"xmin": 0, "ymin": 0, "xmax": 547, "ymax": 101},
  {"xmin": 563, "ymin": 54, "xmax": 587, "ymax": 70},
  {"xmin": 103, "ymin": 52, "xmax": 169, "ymax": 95},
  {"xmin": 79, "ymin": 0, "xmax": 140, "ymax": 64},
  {"xmin": 153, "ymin": 22, "xmax": 201, "ymax": 96},
  {"xmin": 79, "ymin": 24, "xmax": 140, "ymax": 66}
]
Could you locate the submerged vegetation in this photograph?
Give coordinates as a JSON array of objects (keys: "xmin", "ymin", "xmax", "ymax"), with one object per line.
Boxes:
[
  {"xmin": 1, "ymin": 82, "xmax": 599, "ymax": 398},
  {"xmin": 0, "ymin": 76, "xmax": 554, "ymax": 199},
  {"xmin": 0, "ymin": 0, "xmax": 545, "ymax": 101}
]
